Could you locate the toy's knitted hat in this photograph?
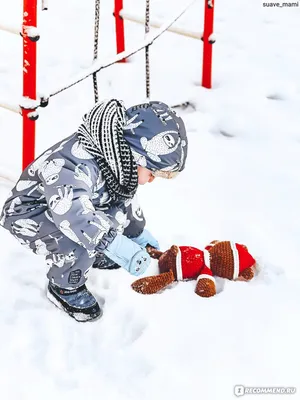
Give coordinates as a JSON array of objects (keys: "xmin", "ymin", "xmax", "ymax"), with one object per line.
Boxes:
[{"xmin": 206, "ymin": 241, "xmax": 256, "ymax": 281}]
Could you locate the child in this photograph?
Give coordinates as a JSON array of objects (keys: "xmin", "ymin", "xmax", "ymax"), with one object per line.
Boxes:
[{"xmin": 0, "ymin": 99, "xmax": 188, "ymax": 322}]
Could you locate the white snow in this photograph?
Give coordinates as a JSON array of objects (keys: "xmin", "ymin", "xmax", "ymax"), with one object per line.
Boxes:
[
  {"xmin": 0, "ymin": 0, "xmax": 300, "ymax": 399},
  {"xmin": 20, "ymin": 96, "xmax": 40, "ymax": 110},
  {"xmin": 24, "ymin": 26, "xmax": 40, "ymax": 40}
]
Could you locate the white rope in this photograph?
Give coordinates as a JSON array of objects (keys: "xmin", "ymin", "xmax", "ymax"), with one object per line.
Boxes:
[
  {"xmin": 119, "ymin": 10, "xmax": 201, "ymax": 40},
  {"xmin": 0, "ymin": 167, "xmax": 18, "ymax": 184},
  {"xmin": 0, "ymin": 101, "xmax": 21, "ymax": 114},
  {"xmin": 0, "ymin": 22, "xmax": 20, "ymax": 36},
  {"xmin": 145, "ymin": 0, "xmax": 150, "ymax": 100},
  {"xmin": 47, "ymin": 0, "xmax": 198, "ymax": 98}
]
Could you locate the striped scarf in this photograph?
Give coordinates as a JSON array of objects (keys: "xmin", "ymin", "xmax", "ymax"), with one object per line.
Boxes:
[{"xmin": 77, "ymin": 99, "xmax": 138, "ymax": 202}]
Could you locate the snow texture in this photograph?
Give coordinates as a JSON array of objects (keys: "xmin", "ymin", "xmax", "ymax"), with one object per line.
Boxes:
[
  {"xmin": 25, "ymin": 26, "xmax": 40, "ymax": 40},
  {"xmin": 20, "ymin": 97, "xmax": 40, "ymax": 110},
  {"xmin": 0, "ymin": 0, "xmax": 300, "ymax": 399}
]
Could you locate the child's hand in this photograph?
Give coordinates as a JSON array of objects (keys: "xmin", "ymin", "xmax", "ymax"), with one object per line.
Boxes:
[
  {"xmin": 131, "ymin": 229, "xmax": 160, "ymax": 250},
  {"xmin": 103, "ymin": 234, "xmax": 150, "ymax": 276}
]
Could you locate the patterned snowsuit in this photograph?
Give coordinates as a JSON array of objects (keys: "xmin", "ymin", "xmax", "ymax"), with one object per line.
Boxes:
[{"xmin": 0, "ymin": 133, "xmax": 145, "ymax": 288}]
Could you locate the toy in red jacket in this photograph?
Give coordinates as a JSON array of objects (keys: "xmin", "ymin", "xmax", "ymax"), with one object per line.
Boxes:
[{"xmin": 131, "ymin": 240, "xmax": 256, "ymax": 297}]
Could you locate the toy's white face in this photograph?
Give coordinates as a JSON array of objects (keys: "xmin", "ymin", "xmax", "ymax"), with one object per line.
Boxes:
[{"xmin": 137, "ymin": 166, "xmax": 155, "ymax": 185}]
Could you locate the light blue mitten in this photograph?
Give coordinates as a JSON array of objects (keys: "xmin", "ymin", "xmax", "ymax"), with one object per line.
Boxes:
[
  {"xmin": 103, "ymin": 234, "xmax": 150, "ymax": 276},
  {"xmin": 131, "ymin": 229, "xmax": 160, "ymax": 250}
]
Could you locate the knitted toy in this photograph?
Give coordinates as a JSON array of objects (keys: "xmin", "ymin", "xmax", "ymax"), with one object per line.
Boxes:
[{"xmin": 131, "ymin": 241, "xmax": 256, "ymax": 297}]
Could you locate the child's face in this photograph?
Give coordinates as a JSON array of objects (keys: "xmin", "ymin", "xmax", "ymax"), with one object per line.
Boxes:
[{"xmin": 137, "ymin": 166, "xmax": 155, "ymax": 185}]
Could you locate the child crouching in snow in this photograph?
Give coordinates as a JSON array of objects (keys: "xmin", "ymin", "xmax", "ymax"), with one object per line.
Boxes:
[{"xmin": 0, "ymin": 99, "xmax": 188, "ymax": 322}]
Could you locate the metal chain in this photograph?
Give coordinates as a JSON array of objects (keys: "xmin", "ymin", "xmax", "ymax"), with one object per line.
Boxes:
[
  {"xmin": 49, "ymin": 0, "xmax": 197, "ymax": 99},
  {"xmin": 145, "ymin": 0, "xmax": 150, "ymax": 100},
  {"xmin": 93, "ymin": 0, "xmax": 100, "ymax": 103}
]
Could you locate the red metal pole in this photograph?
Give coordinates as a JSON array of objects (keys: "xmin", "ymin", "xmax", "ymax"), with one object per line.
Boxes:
[
  {"xmin": 22, "ymin": 0, "xmax": 37, "ymax": 170},
  {"xmin": 114, "ymin": 0, "xmax": 126, "ymax": 62},
  {"xmin": 202, "ymin": 0, "xmax": 214, "ymax": 89}
]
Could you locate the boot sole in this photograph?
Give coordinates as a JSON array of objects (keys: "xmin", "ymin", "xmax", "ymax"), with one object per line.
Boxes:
[{"xmin": 47, "ymin": 289, "xmax": 103, "ymax": 322}]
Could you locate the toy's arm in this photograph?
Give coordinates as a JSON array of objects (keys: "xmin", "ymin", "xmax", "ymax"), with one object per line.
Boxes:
[
  {"xmin": 237, "ymin": 266, "xmax": 255, "ymax": 281},
  {"xmin": 131, "ymin": 246, "xmax": 174, "ymax": 294},
  {"xmin": 131, "ymin": 270, "xmax": 175, "ymax": 294},
  {"xmin": 195, "ymin": 265, "xmax": 217, "ymax": 297},
  {"xmin": 146, "ymin": 246, "xmax": 163, "ymax": 259}
]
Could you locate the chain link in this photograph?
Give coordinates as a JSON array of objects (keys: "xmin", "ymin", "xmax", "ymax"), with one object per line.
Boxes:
[
  {"xmin": 93, "ymin": 0, "xmax": 101, "ymax": 103},
  {"xmin": 145, "ymin": 0, "xmax": 150, "ymax": 100}
]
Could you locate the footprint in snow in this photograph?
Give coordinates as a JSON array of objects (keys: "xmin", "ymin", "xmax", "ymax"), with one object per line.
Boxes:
[{"xmin": 121, "ymin": 310, "xmax": 148, "ymax": 346}]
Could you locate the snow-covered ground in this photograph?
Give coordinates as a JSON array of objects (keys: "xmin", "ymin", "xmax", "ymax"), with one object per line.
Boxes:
[{"xmin": 0, "ymin": 0, "xmax": 300, "ymax": 399}]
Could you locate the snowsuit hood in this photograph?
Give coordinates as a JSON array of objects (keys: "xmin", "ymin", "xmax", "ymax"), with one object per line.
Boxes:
[{"xmin": 123, "ymin": 101, "xmax": 188, "ymax": 175}]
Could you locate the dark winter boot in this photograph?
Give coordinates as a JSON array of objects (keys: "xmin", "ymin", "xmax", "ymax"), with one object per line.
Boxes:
[
  {"xmin": 92, "ymin": 252, "xmax": 121, "ymax": 270},
  {"xmin": 47, "ymin": 282, "xmax": 102, "ymax": 322}
]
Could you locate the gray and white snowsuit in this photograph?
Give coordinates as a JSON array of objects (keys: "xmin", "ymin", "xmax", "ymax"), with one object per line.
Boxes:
[{"xmin": 0, "ymin": 134, "xmax": 145, "ymax": 288}]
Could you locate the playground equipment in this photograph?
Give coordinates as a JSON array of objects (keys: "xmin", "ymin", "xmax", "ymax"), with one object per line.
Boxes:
[
  {"xmin": 114, "ymin": 0, "xmax": 215, "ymax": 94},
  {"xmin": 0, "ymin": 0, "xmax": 214, "ymax": 173}
]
